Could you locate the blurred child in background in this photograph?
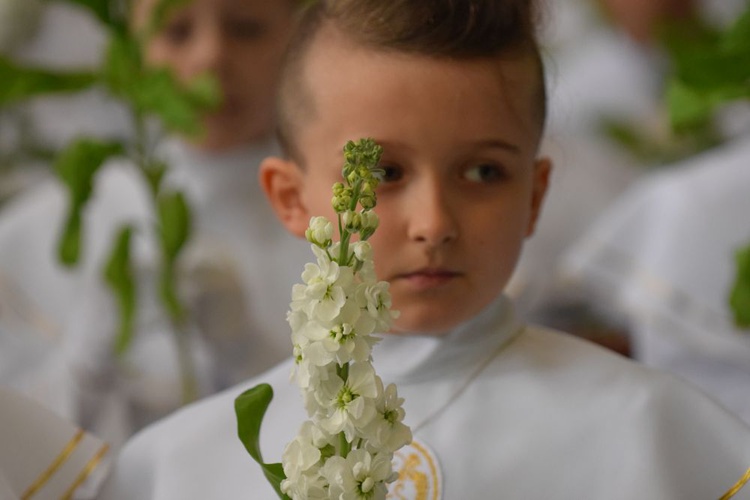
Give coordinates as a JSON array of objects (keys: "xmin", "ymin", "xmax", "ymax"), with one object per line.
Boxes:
[{"xmin": 0, "ymin": 0, "xmax": 307, "ymax": 448}]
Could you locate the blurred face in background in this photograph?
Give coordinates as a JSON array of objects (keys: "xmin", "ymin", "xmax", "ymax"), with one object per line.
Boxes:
[{"xmin": 133, "ymin": 0, "xmax": 297, "ymax": 151}]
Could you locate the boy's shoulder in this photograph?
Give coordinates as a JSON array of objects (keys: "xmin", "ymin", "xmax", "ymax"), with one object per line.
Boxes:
[
  {"xmin": 102, "ymin": 356, "xmax": 300, "ymax": 499},
  {"xmin": 505, "ymin": 324, "xmax": 717, "ymax": 407},
  {"xmin": 134, "ymin": 355, "xmax": 298, "ymax": 440}
]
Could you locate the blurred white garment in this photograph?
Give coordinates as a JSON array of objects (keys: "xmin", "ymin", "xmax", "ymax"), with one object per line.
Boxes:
[
  {"xmin": 101, "ymin": 295, "xmax": 750, "ymax": 499},
  {"xmin": 0, "ymin": 385, "xmax": 110, "ymax": 500},
  {"xmin": 509, "ymin": 0, "xmax": 654, "ymax": 315},
  {"xmin": 563, "ymin": 136, "xmax": 750, "ymax": 424},
  {"xmin": 0, "ymin": 138, "xmax": 309, "ymax": 448}
]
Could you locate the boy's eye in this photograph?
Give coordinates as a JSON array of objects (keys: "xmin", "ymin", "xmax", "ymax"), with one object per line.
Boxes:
[
  {"xmin": 163, "ymin": 18, "xmax": 193, "ymax": 44},
  {"xmin": 464, "ymin": 163, "xmax": 506, "ymax": 183},
  {"xmin": 380, "ymin": 165, "xmax": 404, "ymax": 183}
]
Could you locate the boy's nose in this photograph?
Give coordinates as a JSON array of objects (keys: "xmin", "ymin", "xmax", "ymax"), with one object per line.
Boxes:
[
  {"xmin": 190, "ymin": 25, "xmax": 228, "ymax": 76},
  {"xmin": 406, "ymin": 180, "xmax": 458, "ymax": 247}
]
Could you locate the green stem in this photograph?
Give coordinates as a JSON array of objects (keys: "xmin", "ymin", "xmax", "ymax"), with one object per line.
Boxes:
[
  {"xmin": 133, "ymin": 107, "xmax": 197, "ymax": 404},
  {"xmin": 338, "ymin": 431, "xmax": 351, "ymax": 458},
  {"xmin": 336, "ymin": 362, "xmax": 349, "ymax": 381},
  {"xmin": 171, "ymin": 317, "xmax": 199, "ymax": 404},
  {"xmin": 337, "ymin": 178, "xmax": 362, "ymax": 264},
  {"xmin": 160, "ymin": 261, "xmax": 197, "ymax": 403},
  {"xmin": 337, "ymin": 213, "xmax": 348, "ymax": 264}
]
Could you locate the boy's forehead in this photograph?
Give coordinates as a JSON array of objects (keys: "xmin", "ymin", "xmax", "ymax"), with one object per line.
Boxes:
[{"xmin": 296, "ymin": 24, "xmax": 542, "ymax": 150}]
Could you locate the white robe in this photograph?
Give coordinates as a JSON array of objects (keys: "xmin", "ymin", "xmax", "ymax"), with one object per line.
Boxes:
[
  {"xmin": 0, "ymin": 138, "xmax": 309, "ymax": 447},
  {"xmin": 562, "ymin": 137, "xmax": 750, "ymax": 426},
  {"xmin": 0, "ymin": 385, "xmax": 110, "ymax": 500},
  {"xmin": 100, "ymin": 296, "xmax": 750, "ymax": 499}
]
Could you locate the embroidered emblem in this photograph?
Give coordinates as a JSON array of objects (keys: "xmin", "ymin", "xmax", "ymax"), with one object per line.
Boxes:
[{"xmin": 388, "ymin": 437, "xmax": 443, "ymax": 500}]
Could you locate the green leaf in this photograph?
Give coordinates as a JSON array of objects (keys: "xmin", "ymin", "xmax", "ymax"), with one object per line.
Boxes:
[
  {"xmin": 666, "ymin": 81, "xmax": 713, "ymax": 131},
  {"xmin": 0, "ymin": 57, "xmax": 97, "ymax": 105},
  {"xmin": 54, "ymin": 139, "xmax": 124, "ymax": 205},
  {"xmin": 102, "ymin": 35, "xmax": 220, "ymax": 137},
  {"xmin": 159, "ymin": 260, "xmax": 184, "ymax": 323},
  {"xmin": 58, "ymin": 211, "xmax": 82, "ymax": 267},
  {"xmin": 135, "ymin": 68, "xmax": 220, "ymax": 136},
  {"xmin": 157, "ymin": 191, "xmax": 191, "ymax": 263},
  {"xmin": 662, "ymin": 3, "xmax": 750, "ymax": 132},
  {"xmin": 155, "ymin": 191, "xmax": 191, "ymax": 322},
  {"xmin": 673, "ymin": 48, "xmax": 750, "ymax": 91},
  {"xmin": 144, "ymin": 160, "xmax": 168, "ymax": 196},
  {"xmin": 102, "ymin": 35, "xmax": 143, "ymax": 97},
  {"xmin": 235, "ymin": 384, "xmax": 290, "ymax": 500},
  {"xmin": 54, "ymin": 139, "xmax": 124, "ymax": 265},
  {"xmin": 104, "ymin": 226, "xmax": 137, "ymax": 354},
  {"xmin": 729, "ymin": 244, "xmax": 750, "ymax": 329}
]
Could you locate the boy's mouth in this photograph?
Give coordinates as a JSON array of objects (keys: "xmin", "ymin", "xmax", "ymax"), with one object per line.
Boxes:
[{"xmin": 394, "ymin": 268, "xmax": 460, "ymax": 289}]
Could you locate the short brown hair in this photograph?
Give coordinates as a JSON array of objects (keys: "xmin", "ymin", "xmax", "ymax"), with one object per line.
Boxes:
[{"xmin": 277, "ymin": 0, "xmax": 546, "ymax": 161}]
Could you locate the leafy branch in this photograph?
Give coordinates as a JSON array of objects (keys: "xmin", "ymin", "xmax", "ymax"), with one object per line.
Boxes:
[{"xmin": 0, "ymin": 0, "xmax": 220, "ymax": 401}]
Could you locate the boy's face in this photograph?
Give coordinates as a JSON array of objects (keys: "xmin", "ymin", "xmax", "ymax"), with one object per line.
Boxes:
[
  {"xmin": 134, "ymin": 0, "xmax": 295, "ymax": 151},
  {"xmin": 264, "ymin": 29, "xmax": 551, "ymax": 335}
]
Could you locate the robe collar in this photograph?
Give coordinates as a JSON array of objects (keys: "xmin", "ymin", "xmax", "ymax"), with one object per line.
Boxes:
[{"xmin": 373, "ymin": 294, "xmax": 523, "ymax": 385}]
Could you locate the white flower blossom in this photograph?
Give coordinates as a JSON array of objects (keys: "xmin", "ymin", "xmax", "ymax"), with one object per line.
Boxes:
[
  {"xmin": 361, "ymin": 379, "xmax": 412, "ymax": 452},
  {"xmin": 351, "ymin": 241, "xmax": 373, "ymax": 266},
  {"xmin": 358, "ymin": 211, "xmax": 379, "ymax": 240},
  {"xmin": 282, "ymin": 424, "xmax": 324, "ymax": 480},
  {"xmin": 280, "ymin": 470, "xmax": 328, "ymax": 500},
  {"xmin": 318, "ymin": 362, "xmax": 378, "ymax": 441},
  {"xmin": 301, "ymin": 301, "xmax": 377, "ymax": 368},
  {"xmin": 356, "ymin": 282, "xmax": 398, "ymax": 332},
  {"xmin": 305, "ymin": 216, "xmax": 334, "ymax": 248},
  {"xmin": 322, "ymin": 449, "xmax": 395, "ymax": 500},
  {"xmin": 293, "ymin": 250, "xmax": 354, "ymax": 323}
]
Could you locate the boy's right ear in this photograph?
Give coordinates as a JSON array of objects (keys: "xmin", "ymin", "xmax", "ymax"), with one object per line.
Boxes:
[{"xmin": 259, "ymin": 157, "xmax": 309, "ymax": 239}]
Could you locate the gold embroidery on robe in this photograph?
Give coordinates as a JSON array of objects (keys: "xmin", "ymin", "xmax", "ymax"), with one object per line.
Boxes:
[
  {"xmin": 21, "ymin": 430, "xmax": 84, "ymax": 499},
  {"xmin": 388, "ymin": 439, "xmax": 441, "ymax": 500},
  {"xmin": 61, "ymin": 443, "xmax": 110, "ymax": 500}
]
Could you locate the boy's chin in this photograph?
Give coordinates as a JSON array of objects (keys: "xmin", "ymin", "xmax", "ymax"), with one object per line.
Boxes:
[{"xmin": 387, "ymin": 317, "xmax": 462, "ymax": 337}]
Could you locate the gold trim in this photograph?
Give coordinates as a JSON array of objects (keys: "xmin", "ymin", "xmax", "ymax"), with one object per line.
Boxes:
[
  {"xmin": 410, "ymin": 440, "xmax": 440, "ymax": 500},
  {"xmin": 61, "ymin": 443, "xmax": 110, "ymax": 500},
  {"xmin": 21, "ymin": 430, "xmax": 85, "ymax": 500},
  {"xmin": 719, "ymin": 466, "xmax": 750, "ymax": 500}
]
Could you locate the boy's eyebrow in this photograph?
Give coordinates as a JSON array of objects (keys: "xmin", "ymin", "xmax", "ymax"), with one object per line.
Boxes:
[
  {"xmin": 472, "ymin": 138, "xmax": 521, "ymax": 154},
  {"xmin": 375, "ymin": 138, "xmax": 521, "ymax": 155}
]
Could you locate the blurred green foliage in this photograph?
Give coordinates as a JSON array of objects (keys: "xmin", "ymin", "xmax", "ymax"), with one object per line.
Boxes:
[
  {"xmin": 661, "ymin": 5, "xmax": 750, "ymax": 330},
  {"xmin": 730, "ymin": 246, "xmax": 750, "ymax": 329},
  {"xmin": 664, "ymin": 7, "xmax": 750, "ymax": 132},
  {"xmin": 0, "ymin": 0, "xmax": 219, "ymax": 399}
]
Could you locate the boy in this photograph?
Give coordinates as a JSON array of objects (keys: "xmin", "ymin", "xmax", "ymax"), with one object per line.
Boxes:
[{"xmin": 101, "ymin": 1, "xmax": 750, "ymax": 498}]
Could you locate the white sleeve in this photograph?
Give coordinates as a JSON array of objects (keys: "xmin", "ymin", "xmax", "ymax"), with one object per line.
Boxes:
[{"xmin": 0, "ymin": 386, "xmax": 111, "ymax": 500}]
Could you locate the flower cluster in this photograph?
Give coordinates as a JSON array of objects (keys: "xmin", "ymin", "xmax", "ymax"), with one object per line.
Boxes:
[{"xmin": 280, "ymin": 139, "xmax": 412, "ymax": 500}]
